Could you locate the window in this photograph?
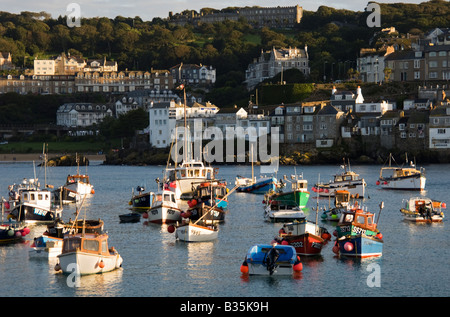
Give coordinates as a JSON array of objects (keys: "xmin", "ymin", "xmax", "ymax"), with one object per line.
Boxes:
[
  {"xmin": 414, "ymin": 71, "xmax": 421, "ymax": 79},
  {"xmin": 429, "ymin": 72, "xmax": 438, "ymax": 79},
  {"xmin": 401, "ymin": 132, "xmax": 406, "ymax": 138},
  {"xmin": 429, "ymin": 61, "xmax": 438, "ymax": 68},
  {"xmin": 83, "ymin": 239, "xmax": 99, "ymax": 252},
  {"xmin": 414, "ymin": 60, "xmax": 420, "ymax": 68}
]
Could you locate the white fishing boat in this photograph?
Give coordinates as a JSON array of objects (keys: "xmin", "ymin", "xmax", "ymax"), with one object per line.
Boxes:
[
  {"xmin": 55, "ymin": 231, "xmax": 123, "ymax": 275},
  {"xmin": 264, "ymin": 203, "xmax": 306, "ymax": 223},
  {"xmin": 312, "ymin": 160, "xmax": 366, "ymax": 198},
  {"xmin": 173, "ymin": 222, "xmax": 219, "ymax": 242},
  {"xmin": 146, "ymin": 190, "xmax": 182, "ymax": 224},
  {"xmin": 8, "ymin": 187, "xmax": 62, "ymax": 224},
  {"xmin": 168, "ymin": 185, "xmax": 237, "ymax": 242},
  {"xmin": 377, "ymin": 153, "xmax": 426, "ymax": 190},
  {"xmin": 400, "ymin": 197, "xmax": 445, "ymax": 222}
]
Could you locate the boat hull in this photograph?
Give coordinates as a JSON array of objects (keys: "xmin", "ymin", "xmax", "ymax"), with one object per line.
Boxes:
[
  {"xmin": 316, "ymin": 182, "xmax": 365, "ymax": 198},
  {"xmin": 266, "ymin": 190, "xmax": 310, "ymax": 208},
  {"xmin": 237, "ymin": 177, "xmax": 276, "ymax": 194},
  {"xmin": 280, "ymin": 233, "xmax": 324, "ymax": 256},
  {"xmin": 119, "ymin": 213, "xmax": 141, "ymax": 223},
  {"xmin": 336, "ymin": 235, "xmax": 383, "ymax": 258},
  {"xmin": 175, "ymin": 223, "xmax": 218, "ymax": 242},
  {"xmin": 264, "ymin": 206, "xmax": 305, "ymax": 223},
  {"xmin": 400, "ymin": 208, "xmax": 444, "ymax": 222},
  {"xmin": 147, "ymin": 205, "xmax": 182, "ymax": 224},
  {"xmin": 57, "ymin": 251, "xmax": 123, "ymax": 275},
  {"xmin": 379, "ymin": 175, "xmax": 426, "ymax": 190},
  {"xmin": 244, "ymin": 244, "xmax": 300, "ymax": 276},
  {"xmin": 0, "ymin": 221, "xmax": 27, "ymax": 244},
  {"xmin": 29, "ymin": 235, "xmax": 63, "ymax": 258},
  {"xmin": 10, "ymin": 204, "xmax": 62, "ymax": 224},
  {"xmin": 130, "ymin": 192, "xmax": 152, "ymax": 210}
]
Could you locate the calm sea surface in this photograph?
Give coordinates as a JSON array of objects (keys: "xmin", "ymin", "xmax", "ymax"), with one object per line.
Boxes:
[{"xmin": 0, "ymin": 161, "xmax": 449, "ymax": 298}]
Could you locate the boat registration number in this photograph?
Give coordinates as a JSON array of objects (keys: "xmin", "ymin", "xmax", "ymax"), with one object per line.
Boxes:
[
  {"xmin": 33, "ymin": 208, "xmax": 47, "ymax": 217},
  {"xmin": 352, "ymin": 226, "xmax": 367, "ymax": 235}
]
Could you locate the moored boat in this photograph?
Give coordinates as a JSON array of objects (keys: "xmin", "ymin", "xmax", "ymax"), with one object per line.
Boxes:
[
  {"xmin": 8, "ymin": 187, "xmax": 63, "ymax": 224},
  {"xmin": 119, "ymin": 212, "xmax": 141, "ymax": 223},
  {"xmin": 320, "ymin": 190, "xmax": 353, "ymax": 221},
  {"xmin": 240, "ymin": 244, "xmax": 302, "ymax": 276},
  {"xmin": 312, "ymin": 160, "xmax": 366, "ymax": 198},
  {"xmin": 163, "ymin": 160, "xmax": 216, "ymax": 200},
  {"xmin": 264, "ymin": 200, "xmax": 306, "ymax": 223},
  {"xmin": 236, "ymin": 176, "xmax": 277, "ymax": 194},
  {"xmin": 400, "ymin": 197, "xmax": 445, "ymax": 223},
  {"xmin": 274, "ymin": 220, "xmax": 331, "ymax": 256},
  {"xmin": 0, "ymin": 220, "xmax": 30, "ymax": 244},
  {"xmin": 55, "ymin": 231, "xmax": 123, "ymax": 275},
  {"xmin": 172, "ymin": 222, "xmax": 219, "ymax": 242},
  {"xmin": 376, "ymin": 153, "xmax": 426, "ymax": 190},
  {"xmin": 128, "ymin": 186, "xmax": 152, "ymax": 210},
  {"xmin": 332, "ymin": 203, "xmax": 384, "ymax": 258},
  {"xmin": 146, "ymin": 189, "xmax": 182, "ymax": 224},
  {"xmin": 263, "ymin": 176, "xmax": 310, "ymax": 209}
]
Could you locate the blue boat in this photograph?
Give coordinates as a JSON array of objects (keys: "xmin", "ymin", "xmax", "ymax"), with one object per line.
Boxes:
[
  {"xmin": 235, "ymin": 176, "xmax": 277, "ymax": 194},
  {"xmin": 336, "ymin": 235, "xmax": 383, "ymax": 258},
  {"xmin": 240, "ymin": 244, "xmax": 302, "ymax": 275},
  {"xmin": 332, "ymin": 203, "xmax": 384, "ymax": 258}
]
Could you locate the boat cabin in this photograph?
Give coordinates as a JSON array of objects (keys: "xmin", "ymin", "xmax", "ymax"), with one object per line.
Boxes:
[
  {"xmin": 334, "ymin": 171, "xmax": 360, "ymax": 182},
  {"xmin": 152, "ymin": 190, "xmax": 177, "ymax": 206},
  {"xmin": 67, "ymin": 174, "xmax": 90, "ymax": 184},
  {"xmin": 196, "ymin": 182, "xmax": 227, "ymax": 199},
  {"xmin": 61, "ymin": 233, "xmax": 112, "ymax": 256},
  {"xmin": 20, "ymin": 189, "xmax": 52, "ymax": 209},
  {"xmin": 167, "ymin": 160, "xmax": 215, "ymax": 181},
  {"xmin": 338, "ymin": 209, "xmax": 377, "ymax": 232},
  {"xmin": 335, "ymin": 190, "xmax": 351, "ymax": 207},
  {"xmin": 292, "ymin": 180, "xmax": 307, "ymax": 191}
]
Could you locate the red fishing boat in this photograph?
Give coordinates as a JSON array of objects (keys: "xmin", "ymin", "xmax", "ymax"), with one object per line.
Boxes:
[{"xmin": 273, "ymin": 220, "xmax": 331, "ymax": 256}]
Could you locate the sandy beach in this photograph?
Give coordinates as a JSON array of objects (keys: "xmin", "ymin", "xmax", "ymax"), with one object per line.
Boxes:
[{"xmin": 0, "ymin": 153, "xmax": 106, "ymax": 162}]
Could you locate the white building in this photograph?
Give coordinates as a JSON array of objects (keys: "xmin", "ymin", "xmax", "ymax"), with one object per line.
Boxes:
[
  {"xmin": 245, "ymin": 46, "xmax": 310, "ymax": 90},
  {"xmin": 429, "ymin": 105, "xmax": 450, "ymax": 149},
  {"xmin": 56, "ymin": 103, "xmax": 114, "ymax": 129}
]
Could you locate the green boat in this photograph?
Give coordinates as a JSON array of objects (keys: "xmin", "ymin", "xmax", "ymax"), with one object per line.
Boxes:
[{"xmin": 263, "ymin": 179, "xmax": 310, "ymax": 208}]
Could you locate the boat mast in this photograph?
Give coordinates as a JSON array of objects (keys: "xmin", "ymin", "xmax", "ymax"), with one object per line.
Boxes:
[
  {"xmin": 183, "ymin": 85, "xmax": 188, "ymax": 163},
  {"xmin": 251, "ymin": 144, "xmax": 254, "ymax": 182}
]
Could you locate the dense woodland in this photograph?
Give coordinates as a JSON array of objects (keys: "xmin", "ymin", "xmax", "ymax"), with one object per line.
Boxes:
[{"xmin": 0, "ymin": 0, "xmax": 449, "ymax": 126}]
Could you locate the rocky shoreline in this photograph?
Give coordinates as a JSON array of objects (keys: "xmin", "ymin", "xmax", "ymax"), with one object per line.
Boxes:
[{"xmin": 0, "ymin": 153, "xmax": 106, "ymax": 163}]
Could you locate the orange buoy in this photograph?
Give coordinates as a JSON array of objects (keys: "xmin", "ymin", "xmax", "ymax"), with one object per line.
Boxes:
[
  {"xmin": 98, "ymin": 261, "xmax": 105, "ymax": 268},
  {"xmin": 240, "ymin": 261, "xmax": 249, "ymax": 274},
  {"xmin": 91, "ymin": 189, "xmax": 95, "ymax": 194}
]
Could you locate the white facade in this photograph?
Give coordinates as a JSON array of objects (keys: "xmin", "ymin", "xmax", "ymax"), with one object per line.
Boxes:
[{"xmin": 56, "ymin": 103, "xmax": 114, "ymax": 128}]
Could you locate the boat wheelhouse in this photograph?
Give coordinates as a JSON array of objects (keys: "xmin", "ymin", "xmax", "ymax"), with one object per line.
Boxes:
[{"xmin": 164, "ymin": 160, "xmax": 216, "ymax": 200}]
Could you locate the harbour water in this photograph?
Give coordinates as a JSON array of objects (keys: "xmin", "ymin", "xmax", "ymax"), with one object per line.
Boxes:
[{"xmin": 0, "ymin": 161, "xmax": 449, "ymax": 298}]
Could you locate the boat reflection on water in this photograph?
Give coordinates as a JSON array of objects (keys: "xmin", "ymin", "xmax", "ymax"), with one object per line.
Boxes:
[
  {"xmin": 55, "ymin": 267, "xmax": 123, "ymax": 296},
  {"xmin": 183, "ymin": 241, "xmax": 216, "ymax": 282}
]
